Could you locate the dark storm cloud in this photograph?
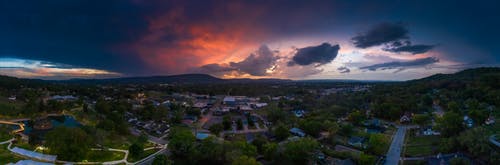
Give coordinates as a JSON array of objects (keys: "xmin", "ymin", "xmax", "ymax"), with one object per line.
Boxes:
[
  {"xmin": 360, "ymin": 57, "xmax": 439, "ymax": 71},
  {"xmin": 352, "ymin": 22, "xmax": 435, "ymax": 54},
  {"xmin": 352, "ymin": 22, "xmax": 409, "ymax": 48},
  {"xmin": 288, "ymin": 43, "xmax": 340, "ymax": 66},
  {"xmin": 230, "ymin": 45, "xmax": 278, "ymax": 76},
  {"xmin": 383, "ymin": 43, "xmax": 436, "ymax": 54},
  {"xmin": 0, "ymin": 0, "xmax": 150, "ymax": 75},
  {"xmin": 337, "ymin": 66, "xmax": 350, "ymax": 73}
]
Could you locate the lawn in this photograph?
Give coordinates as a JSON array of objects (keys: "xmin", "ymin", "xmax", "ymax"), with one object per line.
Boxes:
[
  {"xmin": 84, "ymin": 150, "xmax": 126, "ymax": 162},
  {"xmin": 0, "ymin": 144, "xmax": 22, "ymax": 164},
  {"xmin": 404, "ymin": 135, "xmax": 440, "ymax": 157},
  {"xmin": 127, "ymin": 148, "xmax": 160, "ymax": 162},
  {"xmin": 0, "ymin": 125, "xmax": 13, "ymax": 142},
  {"xmin": 0, "ymin": 97, "xmax": 26, "ymax": 119}
]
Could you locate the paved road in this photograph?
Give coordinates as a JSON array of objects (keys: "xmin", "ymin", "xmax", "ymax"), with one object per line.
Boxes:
[{"xmin": 385, "ymin": 126, "xmax": 407, "ymax": 165}]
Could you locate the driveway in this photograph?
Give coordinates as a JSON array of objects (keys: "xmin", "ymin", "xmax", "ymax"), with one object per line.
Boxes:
[{"xmin": 385, "ymin": 126, "xmax": 406, "ymax": 165}]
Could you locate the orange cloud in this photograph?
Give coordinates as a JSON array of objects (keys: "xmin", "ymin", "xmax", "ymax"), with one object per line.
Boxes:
[{"xmin": 131, "ymin": 2, "xmax": 270, "ymax": 74}]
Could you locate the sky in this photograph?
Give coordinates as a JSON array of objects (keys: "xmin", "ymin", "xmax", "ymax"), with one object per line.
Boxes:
[{"xmin": 1, "ymin": 0, "xmax": 499, "ymax": 80}]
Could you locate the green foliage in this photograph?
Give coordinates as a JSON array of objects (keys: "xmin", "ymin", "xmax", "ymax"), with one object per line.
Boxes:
[
  {"xmin": 348, "ymin": 110, "xmax": 366, "ymax": 125},
  {"xmin": 209, "ymin": 123, "xmax": 224, "ymax": 136},
  {"xmin": 367, "ymin": 133, "xmax": 389, "ymax": 155},
  {"xmin": 437, "ymin": 112, "xmax": 463, "ymax": 137},
  {"xmin": 357, "ymin": 153, "xmax": 376, "ymax": 165},
  {"xmin": 237, "ymin": 119, "xmax": 243, "ymax": 130},
  {"xmin": 152, "ymin": 155, "xmax": 171, "ymax": 165},
  {"xmin": 412, "ymin": 114, "xmax": 431, "ymax": 126},
  {"xmin": 129, "ymin": 143, "xmax": 144, "ymax": 159},
  {"xmin": 449, "ymin": 157, "xmax": 470, "ymax": 165},
  {"xmin": 223, "ymin": 115, "xmax": 232, "ymax": 130},
  {"xmin": 274, "ymin": 124, "xmax": 289, "ymax": 141},
  {"xmin": 45, "ymin": 127, "xmax": 93, "ymax": 161},
  {"xmin": 262, "ymin": 142, "xmax": 278, "ymax": 160},
  {"xmin": 339, "ymin": 124, "xmax": 354, "ymax": 136},
  {"xmin": 168, "ymin": 127, "xmax": 195, "ymax": 158},
  {"xmin": 232, "ymin": 155, "xmax": 261, "ymax": 165},
  {"xmin": 299, "ymin": 120, "xmax": 322, "ymax": 137},
  {"xmin": 456, "ymin": 127, "xmax": 500, "ymax": 163},
  {"xmin": 251, "ymin": 135, "xmax": 268, "ymax": 153},
  {"xmin": 283, "ymin": 138, "xmax": 319, "ymax": 164}
]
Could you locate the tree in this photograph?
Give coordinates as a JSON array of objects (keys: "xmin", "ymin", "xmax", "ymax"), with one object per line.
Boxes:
[
  {"xmin": 437, "ymin": 112, "xmax": 463, "ymax": 137},
  {"xmin": 152, "ymin": 155, "xmax": 172, "ymax": 165},
  {"xmin": 348, "ymin": 110, "xmax": 366, "ymax": 125},
  {"xmin": 168, "ymin": 127, "xmax": 196, "ymax": 158},
  {"xmin": 237, "ymin": 119, "xmax": 244, "ymax": 130},
  {"xmin": 368, "ymin": 133, "xmax": 389, "ymax": 155},
  {"xmin": 339, "ymin": 124, "xmax": 354, "ymax": 136},
  {"xmin": 209, "ymin": 123, "xmax": 224, "ymax": 136},
  {"xmin": 357, "ymin": 153, "xmax": 376, "ymax": 165},
  {"xmin": 129, "ymin": 143, "xmax": 144, "ymax": 159},
  {"xmin": 223, "ymin": 115, "xmax": 232, "ymax": 130},
  {"xmin": 45, "ymin": 127, "xmax": 93, "ymax": 161},
  {"xmin": 267, "ymin": 108, "xmax": 287, "ymax": 123},
  {"xmin": 262, "ymin": 142, "xmax": 278, "ymax": 160},
  {"xmin": 467, "ymin": 109, "xmax": 487, "ymax": 124},
  {"xmin": 449, "ymin": 157, "xmax": 470, "ymax": 165},
  {"xmin": 283, "ymin": 138, "xmax": 319, "ymax": 164},
  {"xmin": 447, "ymin": 101, "xmax": 460, "ymax": 113},
  {"xmin": 456, "ymin": 127, "xmax": 500, "ymax": 163},
  {"xmin": 251, "ymin": 135, "xmax": 268, "ymax": 153},
  {"xmin": 232, "ymin": 155, "xmax": 261, "ymax": 165},
  {"xmin": 323, "ymin": 120, "xmax": 339, "ymax": 138},
  {"xmin": 412, "ymin": 114, "xmax": 431, "ymax": 126},
  {"xmin": 300, "ymin": 120, "xmax": 322, "ymax": 137},
  {"xmin": 274, "ymin": 124, "xmax": 289, "ymax": 141}
]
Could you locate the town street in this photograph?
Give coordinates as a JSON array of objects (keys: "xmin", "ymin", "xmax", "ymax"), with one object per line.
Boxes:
[{"xmin": 385, "ymin": 126, "xmax": 407, "ymax": 165}]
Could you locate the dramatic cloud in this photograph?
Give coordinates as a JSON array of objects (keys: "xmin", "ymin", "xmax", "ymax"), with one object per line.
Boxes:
[
  {"xmin": 383, "ymin": 43, "xmax": 435, "ymax": 54},
  {"xmin": 337, "ymin": 66, "xmax": 351, "ymax": 73},
  {"xmin": 230, "ymin": 45, "xmax": 278, "ymax": 76},
  {"xmin": 288, "ymin": 43, "xmax": 340, "ymax": 66},
  {"xmin": 352, "ymin": 23, "xmax": 435, "ymax": 54},
  {"xmin": 360, "ymin": 57, "xmax": 439, "ymax": 71},
  {"xmin": 193, "ymin": 45, "xmax": 278, "ymax": 77},
  {"xmin": 352, "ymin": 22, "xmax": 409, "ymax": 48},
  {"xmin": 0, "ymin": 58, "xmax": 121, "ymax": 79}
]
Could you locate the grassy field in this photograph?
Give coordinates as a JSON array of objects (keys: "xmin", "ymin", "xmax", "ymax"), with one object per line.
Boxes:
[
  {"xmin": 0, "ymin": 143, "xmax": 22, "ymax": 164},
  {"xmin": 84, "ymin": 150, "xmax": 126, "ymax": 162},
  {"xmin": 0, "ymin": 125, "xmax": 13, "ymax": 142},
  {"xmin": 404, "ymin": 135, "xmax": 440, "ymax": 157},
  {"xmin": 0, "ymin": 96, "xmax": 26, "ymax": 119},
  {"xmin": 127, "ymin": 148, "xmax": 160, "ymax": 162}
]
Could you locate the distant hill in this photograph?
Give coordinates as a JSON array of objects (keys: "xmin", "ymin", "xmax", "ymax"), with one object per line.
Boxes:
[
  {"xmin": 408, "ymin": 67, "xmax": 500, "ymax": 88},
  {"xmin": 1, "ymin": 67, "xmax": 499, "ymax": 86},
  {"xmin": 58, "ymin": 74, "xmax": 292, "ymax": 84}
]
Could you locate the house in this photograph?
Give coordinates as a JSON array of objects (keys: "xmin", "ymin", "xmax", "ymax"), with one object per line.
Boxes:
[
  {"xmin": 329, "ymin": 158, "xmax": 355, "ymax": 165},
  {"xmin": 223, "ymin": 96, "xmax": 236, "ymax": 106},
  {"xmin": 290, "ymin": 127, "xmax": 306, "ymax": 137},
  {"xmin": 293, "ymin": 110, "xmax": 305, "ymax": 118},
  {"xmin": 400, "ymin": 113, "xmax": 412, "ymax": 123},
  {"xmin": 348, "ymin": 136, "xmax": 367, "ymax": 148},
  {"xmin": 8, "ymin": 96, "xmax": 16, "ymax": 101},
  {"xmin": 422, "ymin": 126, "xmax": 441, "ymax": 136},
  {"xmin": 463, "ymin": 115, "xmax": 474, "ymax": 128},
  {"xmin": 50, "ymin": 95, "xmax": 77, "ymax": 101},
  {"xmin": 485, "ymin": 116, "xmax": 495, "ymax": 125}
]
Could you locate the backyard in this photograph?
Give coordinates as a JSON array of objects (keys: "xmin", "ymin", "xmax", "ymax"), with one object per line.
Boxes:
[{"xmin": 404, "ymin": 135, "xmax": 441, "ymax": 157}]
